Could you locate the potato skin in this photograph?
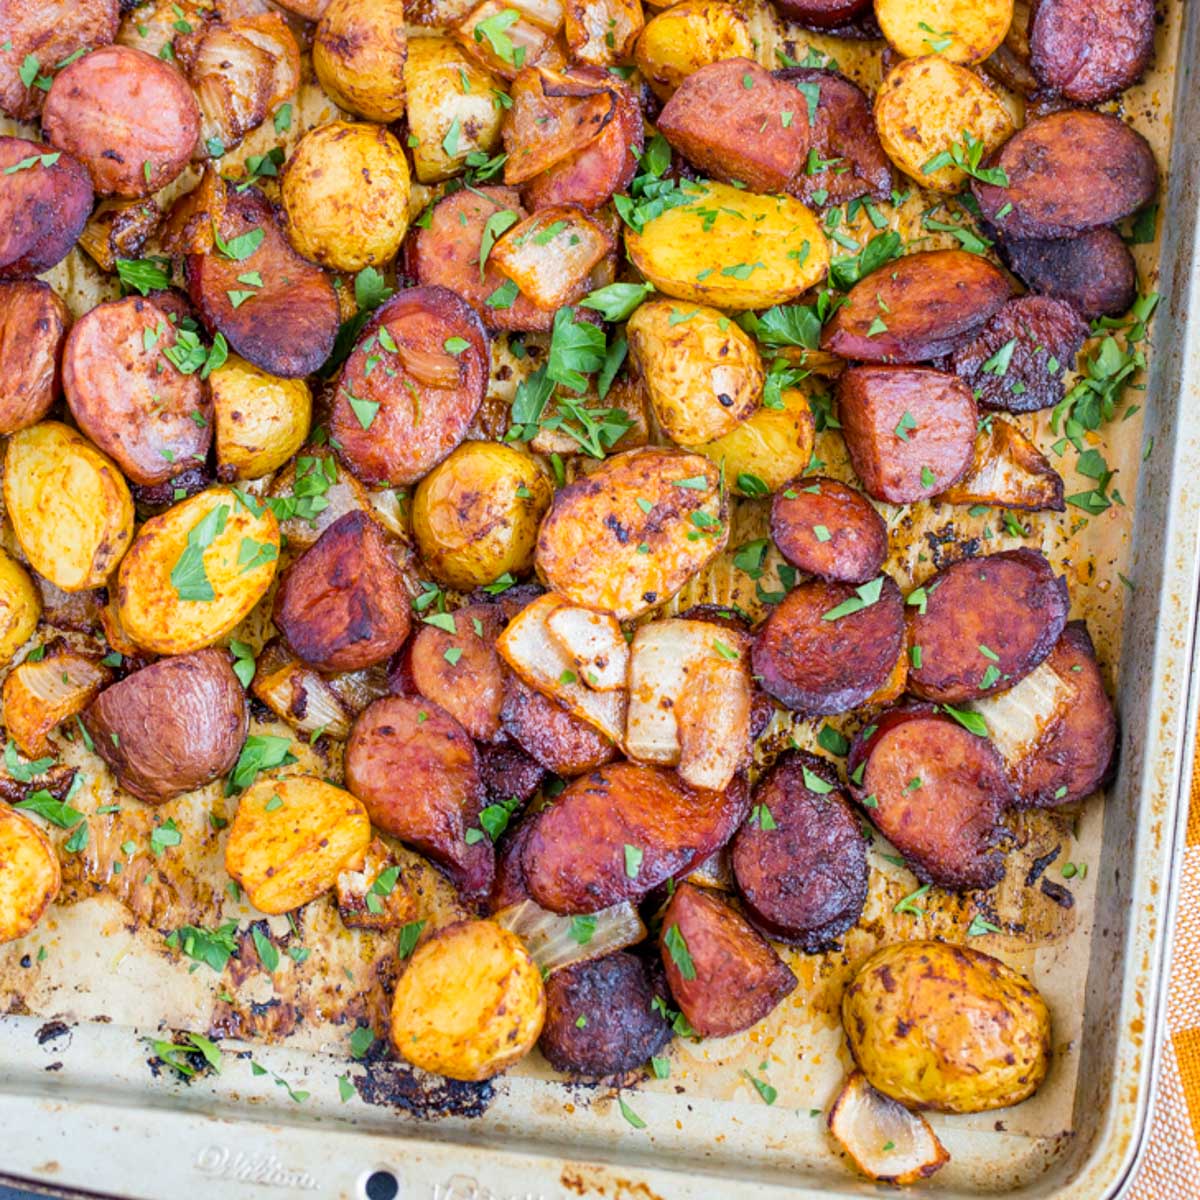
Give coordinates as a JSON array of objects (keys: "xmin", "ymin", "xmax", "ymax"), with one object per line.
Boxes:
[
  {"xmin": 0, "ymin": 282, "xmax": 70, "ymax": 435},
  {"xmin": 5, "ymin": 421, "xmax": 134, "ymax": 594},
  {"xmin": 692, "ymin": 386, "xmax": 815, "ymax": 493},
  {"xmin": 225, "ymin": 775, "xmax": 371, "ymax": 915},
  {"xmin": 313, "ymin": 0, "xmax": 407, "ymax": 122},
  {"xmin": 0, "ymin": 805, "xmax": 62, "ymax": 946},
  {"xmin": 412, "ymin": 442, "xmax": 553, "ymax": 590},
  {"xmin": 1029, "ymin": 0, "xmax": 1154, "ymax": 103},
  {"xmin": 771, "ymin": 476, "xmax": 888, "ymax": 584},
  {"xmin": 876, "ymin": 0, "xmax": 1014, "ymax": 65},
  {"xmin": 635, "ymin": 0, "xmax": 753, "ymax": 100},
  {"xmin": 843, "ymin": 941, "xmax": 1051, "ymax": 1112},
  {"xmin": 390, "ymin": 919, "xmax": 545, "ymax": 1082},
  {"xmin": 83, "ymin": 648, "xmax": 248, "ymax": 804},
  {"xmin": 0, "ymin": 549, "xmax": 40, "ymax": 669},
  {"xmin": 659, "ymin": 882, "xmax": 797, "ymax": 1038},
  {"xmin": 211, "ymin": 355, "xmax": 311, "ymax": 481}
]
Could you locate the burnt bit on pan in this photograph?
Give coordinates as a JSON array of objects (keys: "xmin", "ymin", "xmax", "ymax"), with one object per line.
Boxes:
[{"xmin": 353, "ymin": 1059, "xmax": 497, "ymax": 1119}]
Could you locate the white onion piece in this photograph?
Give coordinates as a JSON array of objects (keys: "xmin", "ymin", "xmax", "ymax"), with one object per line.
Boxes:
[
  {"xmin": 545, "ymin": 603, "xmax": 628, "ymax": 691},
  {"xmin": 971, "ymin": 658, "xmax": 1075, "ymax": 770},
  {"xmin": 494, "ymin": 898, "xmax": 645, "ymax": 974},
  {"xmin": 2, "ymin": 651, "xmax": 111, "ymax": 758},
  {"xmin": 251, "ymin": 641, "xmax": 353, "ymax": 740}
]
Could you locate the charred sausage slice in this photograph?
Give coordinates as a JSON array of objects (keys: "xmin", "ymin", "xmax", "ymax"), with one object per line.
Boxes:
[
  {"xmin": 848, "ymin": 703, "xmax": 1011, "ymax": 889},
  {"xmin": 907, "ymin": 548, "xmax": 1070, "ymax": 703},
  {"xmin": 948, "ymin": 296, "xmax": 1088, "ymax": 414},
  {"xmin": 500, "ymin": 675, "xmax": 618, "ymax": 777},
  {"xmin": 62, "ymin": 295, "xmax": 212, "ymax": 486},
  {"xmin": 1001, "ymin": 228, "xmax": 1138, "ymax": 322},
  {"xmin": 490, "ymin": 811, "xmax": 537, "ymax": 912},
  {"xmin": 752, "ymin": 574, "xmax": 906, "ymax": 716},
  {"xmin": 0, "ymin": 281, "xmax": 70, "ymax": 435},
  {"xmin": 42, "ymin": 45, "xmax": 199, "ymax": 197},
  {"xmin": 822, "ymin": 249, "xmax": 1012, "ymax": 363},
  {"xmin": 732, "ymin": 752, "xmax": 868, "ymax": 950},
  {"xmin": 344, "ymin": 695, "xmax": 493, "ymax": 901},
  {"xmin": 478, "ymin": 741, "xmax": 546, "ymax": 813},
  {"xmin": 522, "ymin": 763, "xmax": 751, "ymax": 913},
  {"xmin": 770, "ymin": 476, "xmax": 888, "ymax": 584},
  {"xmin": 0, "ymin": 137, "xmax": 92, "ymax": 280},
  {"xmin": 838, "ymin": 366, "xmax": 978, "ymax": 504},
  {"xmin": 659, "ymin": 881, "xmax": 797, "ymax": 1038},
  {"xmin": 973, "ymin": 111, "xmax": 1157, "ymax": 240},
  {"xmin": 770, "ymin": 0, "xmax": 873, "ymax": 29},
  {"xmin": 1029, "ymin": 0, "xmax": 1155, "ymax": 104},
  {"xmin": 186, "ymin": 184, "xmax": 339, "ymax": 379},
  {"xmin": 330, "ymin": 286, "xmax": 489, "ymax": 487}
]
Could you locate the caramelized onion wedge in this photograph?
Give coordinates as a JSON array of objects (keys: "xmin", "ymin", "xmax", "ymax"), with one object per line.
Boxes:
[
  {"xmin": 251, "ymin": 638, "xmax": 354, "ymax": 741},
  {"xmin": 495, "ymin": 898, "xmax": 646, "ymax": 974},
  {"xmin": 828, "ymin": 1071, "xmax": 950, "ymax": 1185},
  {"xmin": 2, "ymin": 648, "xmax": 113, "ymax": 758}
]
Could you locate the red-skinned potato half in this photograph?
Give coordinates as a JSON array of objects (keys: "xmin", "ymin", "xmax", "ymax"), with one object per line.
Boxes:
[
  {"xmin": 659, "ymin": 881, "xmax": 797, "ymax": 1038},
  {"xmin": 521, "ymin": 763, "xmax": 751, "ymax": 914},
  {"xmin": 330, "ymin": 286, "xmax": 489, "ymax": 487},
  {"xmin": 848, "ymin": 703, "xmax": 1012, "ymax": 889},
  {"xmin": 273, "ymin": 510, "xmax": 411, "ymax": 673},
  {"xmin": 0, "ymin": 281, "xmax": 71, "ymax": 435},
  {"xmin": 344, "ymin": 695, "xmax": 493, "ymax": 901}
]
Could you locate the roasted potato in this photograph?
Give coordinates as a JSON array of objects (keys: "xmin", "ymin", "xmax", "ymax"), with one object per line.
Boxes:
[
  {"xmin": 226, "ymin": 774, "xmax": 371, "ymax": 915},
  {"xmin": 390, "ymin": 919, "xmax": 545, "ymax": 1081},
  {"xmin": 843, "ymin": 941, "xmax": 1051, "ymax": 1112},
  {"xmin": 564, "ymin": 0, "xmax": 644, "ymax": 66},
  {"xmin": 210, "ymin": 355, "xmax": 312, "ymax": 481},
  {"xmin": 692, "ymin": 386, "xmax": 815, "ymax": 493},
  {"xmin": 0, "ymin": 805, "xmax": 62, "ymax": 946},
  {"xmin": 0, "ymin": 550, "xmax": 40, "ymax": 669},
  {"xmin": 625, "ymin": 181, "xmax": 828, "ymax": 309},
  {"xmin": 876, "ymin": 0, "xmax": 1014, "ymax": 65},
  {"xmin": 0, "ymin": 281, "xmax": 71, "ymax": 435},
  {"xmin": 412, "ymin": 441, "xmax": 553, "ymax": 590},
  {"xmin": 281, "ymin": 122, "xmax": 411, "ymax": 274},
  {"xmin": 313, "ymin": 0, "xmax": 408, "ymax": 122},
  {"xmin": 115, "ymin": 486, "xmax": 280, "ymax": 656},
  {"xmin": 3, "ymin": 646, "xmax": 113, "ymax": 759},
  {"xmin": 874, "ymin": 56, "xmax": 1014, "ymax": 192},
  {"xmin": 628, "ymin": 300, "xmax": 762, "ymax": 446},
  {"xmin": 5, "ymin": 422, "xmax": 134, "ymax": 593},
  {"xmin": 403, "ymin": 37, "xmax": 505, "ymax": 185},
  {"xmin": 635, "ymin": 0, "xmax": 753, "ymax": 100}
]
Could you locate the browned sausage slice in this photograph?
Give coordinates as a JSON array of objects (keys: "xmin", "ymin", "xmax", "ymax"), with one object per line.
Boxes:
[
  {"xmin": 1029, "ymin": 0, "xmax": 1155, "ymax": 104},
  {"xmin": 186, "ymin": 184, "xmax": 339, "ymax": 379},
  {"xmin": 658, "ymin": 59, "xmax": 809, "ymax": 194},
  {"xmin": 344, "ymin": 695, "xmax": 493, "ymax": 901},
  {"xmin": 907, "ymin": 548, "xmax": 1069, "ymax": 703},
  {"xmin": 42, "ymin": 45, "xmax": 199, "ymax": 197},
  {"xmin": 770, "ymin": 0, "xmax": 873, "ymax": 29},
  {"xmin": 837, "ymin": 366, "xmax": 978, "ymax": 504},
  {"xmin": 330, "ymin": 286, "xmax": 488, "ymax": 486},
  {"xmin": 82, "ymin": 648, "xmax": 248, "ymax": 804},
  {"xmin": 490, "ymin": 811, "xmax": 537, "ymax": 911},
  {"xmin": 1001, "ymin": 228, "xmax": 1137, "ymax": 322},
  {"xmin": 948, "ymin": 296, "xmax": 1088, "ymax": 414},
  {"xmin": 776, "ymin": 67, "xmax": 892, "ymax": 206},
  {"xmin": 822, "ymin": 249, "xmax": 1012, "ymax": 363},
  {"xmin": 847, "ymin": 703, "xmax": 1011, "ymax": 889},
  {"xmin": 973, "ymin": 111, "xmax": 1157, "ymax": 240},
  {"xmin": 732, "ymin": 752, "xmax": 868, "ymax": 950},
  {"xmin": 500, "ymin": 675, "xmax": 618, "ymax": 777},
  {"xmin": 658, "ymin": 881, "xmax": 797, "ymax": 1038},
  {"xmin": 478, "ymin": 741, "xmax": 546, "ymax": 813},
  {"xmin": 0, "ymin": 137, "xmax": 92, "ymax": 279},
  {"xmin": 274, "ymin": 511, "xmax": 411, "ymax": 672},
  {"xmin": 540, "ymin": 952, "xmax": 672, "ymax": 1076},
  {"xmin": 522, "ymin": 763, "xmax": 751, "ymax": 913},
  {"xmin": 770, "ymin": 475, "xmax": 888, "ymax": 584},
  {"xmin": 0, "ymin": 0, "xmax": 119, "ymax": 121},
  {"xmin": 62, "ymin": 296, "xmax": 212, "ymax": 486},
  {"xmin": 0, "ymin": 281, "xmax": 70, "ymax": 435},
  {"xmin": 752, "ymin": 574, "xmax": 905, "ymax": 715}
]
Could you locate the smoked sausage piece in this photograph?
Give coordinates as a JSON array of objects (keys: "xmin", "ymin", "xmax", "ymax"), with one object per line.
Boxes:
[
  {"xmin": 770, "ymin": 476, "xmax": 888, "ymax": 584},
  {"xmin": 770, "ymin": 0, "xmax": 872, "ymax": 29},
  {"xmin": 0, "ymin": 281, "xmax": 70, "ymax": 434},
  {"xmin": 500, "ymin": 676, "xmax": 618, "ymax": 777},
  {"xmin": 1029, "ymin": 0, "xmax": 1155, "ymax": 104},
  {"xmin": 1000, "ymin": 228, "xmax": 1138, "ymax": 322},
  {"xmin": 0, "ymin": 137, "xmax": 92, "ymax": 279}
]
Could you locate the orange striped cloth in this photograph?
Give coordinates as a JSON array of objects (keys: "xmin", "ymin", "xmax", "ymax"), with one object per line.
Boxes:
[{"xmin": 1126, "ymin": 762, "xmax": 1200, "ymax": 1194}]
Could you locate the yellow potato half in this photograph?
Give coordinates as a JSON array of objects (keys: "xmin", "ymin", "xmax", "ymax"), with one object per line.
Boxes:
[
  {"xmin": 876, "ymin": 0, "xmax": 1014, "ymax": 66},
  {"xmin": 313, "ymin": 0, "xmax": 408, "ymax": 123},
  {"xmin": 211, "ymin": 354, "xmax": 312, "ymax": 480},
  {"xmin": 0, "ymin": 805, "xmax": 62, "ymax": 945},
  {"xmin": 0, "ymin": 548, "xmax": 40, "ymax": 668},
  {"xmin": 635, "ymin": 0, "xmax": 752, "ymax": 100}
]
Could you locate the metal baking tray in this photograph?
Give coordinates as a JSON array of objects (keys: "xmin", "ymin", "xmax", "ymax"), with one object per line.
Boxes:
[{"xmin": 2, "ymin": 1, "xmax": 1200, "ymax": 1197}]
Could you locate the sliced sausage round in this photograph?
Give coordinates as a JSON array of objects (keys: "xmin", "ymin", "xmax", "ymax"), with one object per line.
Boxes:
[
  {"xmin": 500, "ymin": 675, "xmax": 618, "ymax": 777},
  {"xmin": 0, "ymin": 281, "xmax": 70, "ymax": 435},
  {"xmin": 907, "ymin": 548, "xmax": 1070, "ymax": 703},
  {"xmin": 0, "ymin": 137, "xmax": 92, "ymax": 279},
  {"xmin": 838, "ymin": 366, "xmax": 978, "ymax": 504},
  {"xmin": 1029, "ymin": 0, "xmax": 1155, "ymax": 104},
  {"xmin": 42, "ymin": 45, "xmax": 199, "ymax": 197},
  {"xmin": 490, "ymin": 811, "xmax": 537, "ymax": 912},
  {"xmin": 770, "ymin": 475, "xmax": 888, "ymax": 584},
  {"xmin": 540, "ymin": 952, "xmax": 672, "ymax": 1076},
  {"xmin": 948, "ymin": 296, "xmax": 1089, "ymax": 414},
  {"xmin": 1001, "ymin": 227, "xmax": 1138, "ymax": 322},
  {"xmin": 752, "ymin": 574, "xmax": 905, "ymax": 716},
  {"xmin": 848, "ymin": 703, "xmax": 1011, "ymax": 889},
  {"xmin": 733, "ymin": 752, "xmax": 868, "ymax": 950},
  {"xmin": 330, "ymin": 286, "xmax": 488, "ymax": 487},
  {"xmin": 771, "ymin": 0, "xmax": 872, "ymax": 28},
  {"xmin": 62, "ymin": 295, "xmax": 212, "ymax": 486},
  {"xmin": 479, "ymin": 741, "xmax": 546, "ymax": 814},
  {"xmin": 186, "ymin": 184, "xmax": 339, "ymax": 379},
  {"xmin": 821, "ymin": 249, "xmax": 1012, "ymax": 363},
  {"xmin": 776, "ymin": 67, "xmax": 892, "ymax": 206},
  {"xmin": 973, "ymin": 111, "xmax": 1157, "ymax": 240}
]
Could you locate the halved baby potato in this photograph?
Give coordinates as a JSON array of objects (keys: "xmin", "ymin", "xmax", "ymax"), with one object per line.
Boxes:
[
  {"xmin": 313, "ymin": 0, "xmax": 408, "ymax": 123},
  {"xmin": 390, "ymin": 918, "xmax": 546, "ymax": 1081},
  {"xmin": 635, "ymin": 0, "xmax": 752, "ymax": 100},
  {"xmin": 210, "ymin": 354, "xmax": 312, "ymax": 481},
  {"xmin": 0, "ymin": 805, "xmax": 62, "ymax": 945},
  {"xmin": 4, "ymin": 421, "xmax": 135, "ymax": 593},
  {"xmin": 876, "ymin": 0, "xmax": 1013, "ymax": 65},
  {"xmin": 116, "ymin": 487, "xmax": 281, "ymax": 656},
  {"xmin": 0, "ymin": 549, "xmax": 41, "ymax": 668},
  {"xmin": 225, "ymin": 774, "xmax": 372, "ymax": 915}
]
